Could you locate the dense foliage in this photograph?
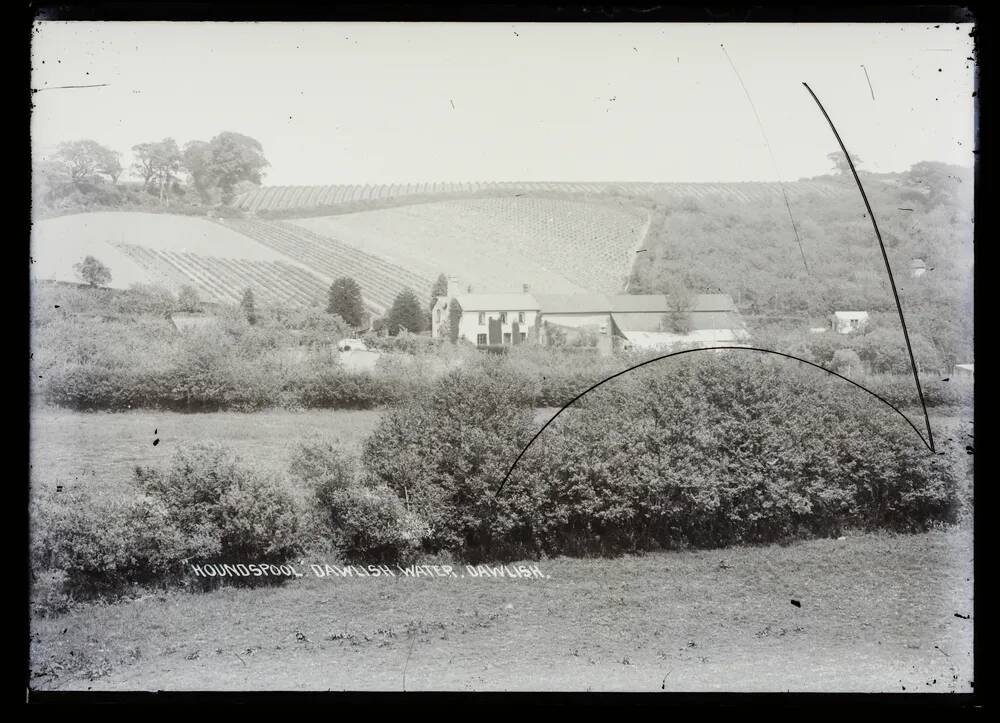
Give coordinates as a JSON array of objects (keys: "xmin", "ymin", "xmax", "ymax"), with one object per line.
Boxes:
[
  {"xmin": 31, "ymin": 443, "xmax": 301, "ymax": 605},
  {"xmin": 33, "ymin": 131, "xmax": 268, "ymax": 216},
  {"xmin": 631, "ymin": 163, "xmax": 974, "ymax": 370},
  {"xmin": 326, "ymin": 277, "xmax": 367, "ymax": 328},
  {"xmin": 362, "ymin": 354, "xmax": 960, "ymax": 561}
]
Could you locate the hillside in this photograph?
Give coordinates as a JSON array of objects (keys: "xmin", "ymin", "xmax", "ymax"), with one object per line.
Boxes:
[
  {"xmin": 286, "ymin": 195, "xmax": 650, "ymax": 296},
  {"xmin": 232, "ymin": 180, "xmax": 854, "ymax": 213},
  {"xmin": 30, "ymin": 212, "xmax": 332, "ymax": 308}
]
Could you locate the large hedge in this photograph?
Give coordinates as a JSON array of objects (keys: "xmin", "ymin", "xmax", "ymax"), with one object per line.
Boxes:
[{"xmin": 362, "ymin": 353, "xmax": 960, "ymax": 560}]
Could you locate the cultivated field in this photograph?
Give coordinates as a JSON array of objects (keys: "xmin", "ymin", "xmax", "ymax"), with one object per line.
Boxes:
[
  {"xmin": 289, "ymin": 196, "xmax": 648, "ymax": 294},
  {"xmin": 223, "ymin": 219, "xmax": 431, "ymax": 312},
  {"xmin": 30, "ymin": 526, "xmax": 974, "ymax": 692},
  {"xmin": 233, "ymin": 180, "xmax": 855, "ymax": 213},
  {"xmin": 30, "ymin": 212, "xmax": 328, "ymax": 304}
]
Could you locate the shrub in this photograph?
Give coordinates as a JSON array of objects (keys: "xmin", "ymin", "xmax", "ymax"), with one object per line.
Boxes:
[
  {"xmin": 297, "ymin": 368, "xmax": 398, "ymax": 409},
  {"xmin": 513, "ymin": 354, "xmax": 959, "ymax": 554},
  {"xmin": 329, "ymin": 484, "xmax": 428, "ymax": 564},
  {"xmin": 362, "ymin": 357, "xmax": 537, "ymax": 555},
  {"xmin": 30, "ymin": 569, "xmax": 73, "ymax": 618},
  {"xmin": 289, "ymin": 437, "xmax": 358, "ymax": 543},
  {"xmin": 134, "ymin": 443, "xmax": 302, "ymax": 571},
  {"xmin": 31, "ymin": 487, "xmax": 187, "ymax": 597},
  {"xmin": 361, "ymin": 352, "xmax": 960, "ymax": 560},
  {"xmin": 111, "ymin": 284, "xmax": 177, "ymax": 317}
]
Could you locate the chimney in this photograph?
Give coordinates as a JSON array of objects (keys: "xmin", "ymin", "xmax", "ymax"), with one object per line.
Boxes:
[
  {"xmin": 522, "ymin": 283, "xmax": 530, "ymax": 293},
  {"xmin": 446, "ymin": 275, "xmax": 459, "ymax": 298}
]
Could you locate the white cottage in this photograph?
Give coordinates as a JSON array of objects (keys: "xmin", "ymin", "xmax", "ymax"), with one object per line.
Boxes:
[{"xmin": 831, "ymin": 311, "xmax": 870, "ymax": 334}]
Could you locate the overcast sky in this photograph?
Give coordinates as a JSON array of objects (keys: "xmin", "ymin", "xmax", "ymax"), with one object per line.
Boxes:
[{"xmin": 31, "ymin": 21, "xmax": 976, "ymax": 186}]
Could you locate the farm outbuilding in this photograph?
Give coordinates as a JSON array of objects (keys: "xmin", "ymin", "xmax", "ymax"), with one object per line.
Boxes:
[
  {"xmin": 831, "ymin": 311, "xmax": 870, "ymax": 334},
  {"xmin": 431, "ymin": 281, "xmax": 747, "ymax": 355}
]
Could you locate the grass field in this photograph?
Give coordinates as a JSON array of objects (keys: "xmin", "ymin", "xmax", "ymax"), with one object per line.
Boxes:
[
  {"xmin": 29, "ymin": 407, "xmax": 385, "ymax": 498},
  {"xmin": 29, "ymin": 405, "xmax": 974, "ymax": 691},
  {"xmin": 30, "ymin": 526, "xmax": 973, "ymax": 692}
]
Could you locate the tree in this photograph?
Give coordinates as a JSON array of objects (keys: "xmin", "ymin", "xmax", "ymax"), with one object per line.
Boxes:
[
  {"xmin": 662, "ymin": 286, "xmax": 693, "ymax": 334},
  {"xmin": 830, "ymin": 348, "xmax": 863, "ymax": 375},
  {"xmin": 132, "ymin": 139, "xmax": 182, "ymax": 202},
  {"xmin": 73, "ymin": 256, "xmax": 112, "ymax": 287},
  {"xmin": 429, "ymin": 273, "xmax": 448, "ymax": 311},
  {"xmin": 386, "ymin": 288, "xmax": 426, "ymax": 336},
  {"xmin": 177, "ymin": 285, "xmax": 201, "ymax": 313},
  {"xmin": 181, "ymin": 140, "xmax": 215, "ymax": 204},
  {"xmin": 205, "ymin": 132, "xmax": 269, "ymax": 204},
  {"xmin": 240, "ymin": 288, "xmax": 258, "ymax": 325},
  {"xmin": 827, "ymin": 151, "xmax": 864, "ymax": 177},
  {"xmin": 97, "ymin": 151, "xmax": 123, "ymax": 185},
  {"xmin": 327, "ymin": 277, "xmax": 366, "ymax": 328},
  {"xmin": 55, "ymin": 140, "xmax": 121, "ymax": 186},
  {"xmin": 904, "ymin": 161, "xmax": 972, "ymax": 210}
]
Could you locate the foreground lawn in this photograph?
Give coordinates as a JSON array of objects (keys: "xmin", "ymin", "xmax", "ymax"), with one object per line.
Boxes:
[
  {"xmin": 29, "ymin": 407, "xmax": 385, "ymax": 496},
  {"xmin": 30, "ymin": 526, "xmax": 973, "ymax": 692}
]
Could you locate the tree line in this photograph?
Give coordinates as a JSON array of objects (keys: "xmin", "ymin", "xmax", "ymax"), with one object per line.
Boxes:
[{"xmin": 33, "ymin": 132, "xmax": 269, "ymax": 214}]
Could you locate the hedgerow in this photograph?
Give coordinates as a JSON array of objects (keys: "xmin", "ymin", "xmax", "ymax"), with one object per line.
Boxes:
[{"xmin": 362, "ymin": 353, "xmax": 960, "ymax": 560}]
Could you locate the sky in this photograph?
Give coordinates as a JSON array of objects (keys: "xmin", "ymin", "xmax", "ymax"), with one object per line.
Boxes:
[{"xmin": 31, "ymin": 21, "xmax": 976, "ymax": 186}]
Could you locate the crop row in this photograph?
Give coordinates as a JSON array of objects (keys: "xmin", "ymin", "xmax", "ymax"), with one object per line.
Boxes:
[
  {"xmin": 222, "ymin": 219, "xmax": 433, "ymax": 311},
  {"xmin": 232, "ymin": 181, "xmax": 852, "ymax": 212},
  {"xmin": 114, "ymin": 243, "xmax": 328, "ymax": 306}
]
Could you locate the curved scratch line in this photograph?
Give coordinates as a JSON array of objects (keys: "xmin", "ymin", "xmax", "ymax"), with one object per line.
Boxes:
[
  {"xmin": 493, "ymin": 346, "xmax": 933, "ymax": 499},
  {"xmin": 721, "ymin": 45, "xmax": 810, "ymax": 272},
  {"xmin": 802, "ymin": 82, "xmax": 935, "ymax": 453}
]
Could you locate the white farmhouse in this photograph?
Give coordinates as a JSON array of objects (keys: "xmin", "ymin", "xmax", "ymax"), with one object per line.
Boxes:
[{"xmin": 431, "ymin": 278, "xmax": 539, "ymax": 346}]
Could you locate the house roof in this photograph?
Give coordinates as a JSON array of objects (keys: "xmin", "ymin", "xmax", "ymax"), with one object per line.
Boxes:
[
  {"xmin": 448, "ymin": 291, "xmax": 740, "ymax": 316},
  {"xmin": 606, "ymin": 294, "xmax": 669, "ymax": 312},
  {"xmin": 911, "ymin": 258, "xmax": 927, "ymax": 268},
  {"xmin": 832, "ymin": 311, "xmax": 869, "ymax": 319},
  {"xmin": 612, "ymin": 310, "xmax": 744, "ymax": 333},
  {"xmin": 533, "ymin": 294, "xmax": 610, "ymax": 314},
  {"xmin": 453, "ymin": 293, "xmax": 539, "ymax": 311}
]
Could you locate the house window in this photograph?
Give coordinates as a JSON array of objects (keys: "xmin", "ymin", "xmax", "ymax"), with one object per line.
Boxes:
[
  {"xmin": 518, "ymin": 311, "xmax": 525, "ymax": 324},
  {"xmin": 503, "ymin": 332, "xmax": 512, "ymax": 345},
  {"xmin": 519, "ymin": 332, "xmax": 527, "ymax": 343},
  {"xmin": 500, "ymin": 312, "xmax": 508, "ymax": 324},
  {"xmin": 478, "ymin": 312, "xmax": 485, "ymax": 325},
  {"xmin": 476, "ymin": 333, "xmax": 487, "ymax": 346}
]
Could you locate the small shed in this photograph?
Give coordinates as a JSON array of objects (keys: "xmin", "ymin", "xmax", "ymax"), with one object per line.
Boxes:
[
  {"xmin": 831, "ymin": 311, "xmax": 869, "ymax": 334},
  {"xmin": 953, "ymin": 363, "xmax": 974, "ymax": 379},
  {"xmin": 910, "ymin": 258, "xmax": 927, "ymax": 278}
]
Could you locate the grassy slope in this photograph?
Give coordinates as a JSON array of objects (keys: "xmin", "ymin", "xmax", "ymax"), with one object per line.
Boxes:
[{"xmin": 30, "ymin": 526, "xmax": 973, "ymax": 692}]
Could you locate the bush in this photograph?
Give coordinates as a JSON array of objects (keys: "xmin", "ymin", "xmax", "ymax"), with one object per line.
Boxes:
[
  {"xmin": 289, "ymin": 437, "xmax": 358, "ymax": 543},
  {"xmin": 31, "ymin": 487, "xmax": 187, "ymax": 597},
  {"xmin": 362, "ymin": 357, "xmax": 537, "ymax": 556},
  {"xmin": 513, "ymin": 354, "xmax": 959, "ymax": 554},
  {"xmin": 329, "ymin": 485, "xmax": 428, "ymax": 564},
  {"xmin": 134, "ymin": 442, "xmax": 301, "ymax": 571},
  {"xmin": 111, "ymin": 284, "xmax": 177, "ymax": 317},
  {"xmin": 361, "ymin": 353, "xmax": 960, "ymax": 560}
]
